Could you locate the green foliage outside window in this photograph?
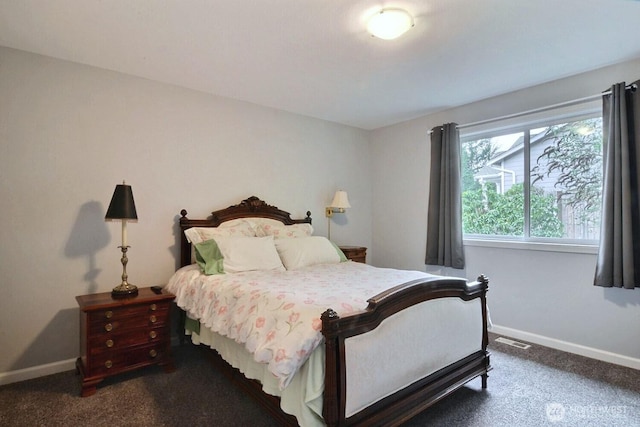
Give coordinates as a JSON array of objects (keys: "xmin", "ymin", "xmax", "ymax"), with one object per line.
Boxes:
[{"xmin": 462, "ymin": 183, "xmax": 564, "ymax": 237}]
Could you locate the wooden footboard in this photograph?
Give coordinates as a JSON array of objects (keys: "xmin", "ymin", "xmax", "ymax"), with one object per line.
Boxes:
[{"xmin": 321, "ymin": 275, "xmax": 490, "ymax": 426}]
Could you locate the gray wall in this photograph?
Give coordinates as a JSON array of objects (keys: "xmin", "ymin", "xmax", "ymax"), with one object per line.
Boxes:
[
  {"xmin": 370, "ymin": 58, "xmax": 640, "ymax": 366},
  {"xmin": 0, "ymin": 47, "xmax": 372, "ymax": 375},
  {"xmin": 2, "ymin": 44, "xmax": 639, "ymax": 380}
]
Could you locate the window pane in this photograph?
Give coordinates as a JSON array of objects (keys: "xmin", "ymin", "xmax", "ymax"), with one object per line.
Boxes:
[
  {"xmin": 461, "ymin": 114, "xmax": 602, "ymax": 243},
  {"xmin": 462, "ymin": 132, "xmax": 525, "ymax": 237},
  {"xmin": 529, "ymin": 118, "xmax": 602, "ymax": 240}
]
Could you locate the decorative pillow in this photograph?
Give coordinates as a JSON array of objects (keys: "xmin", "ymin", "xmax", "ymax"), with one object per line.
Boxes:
[
  {"xmin": 246, "ymin": 218, "xmax": 282, "ymax": 231},
  {"xmin": 195, "ymin": 236, "xmax": 285, "ymax": 275},
  {"xmin": 274, "ymin": 236, "xmax": 346, "ymax": 270},
  {"xmin": 194, "ymin": 239, "xmax": 225, "ymax": 275},
  {"xmin": 184, "ymin": 221, "xmax": 255, "ymax": 245},
  {"xmin": 256, "ymin": 221, "xmax": 314, "ymax": 239},
  {"xmin": 217, "ymin": 218, "xmax": 254, "ymax": 229}
]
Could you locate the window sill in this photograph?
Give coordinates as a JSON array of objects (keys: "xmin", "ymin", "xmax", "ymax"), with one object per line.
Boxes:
[{"xmin": 463, "ymin": 238, "xmax": 599, "ymax": 254}]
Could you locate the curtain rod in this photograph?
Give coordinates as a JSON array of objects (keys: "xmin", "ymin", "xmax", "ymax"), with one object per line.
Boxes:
[
  {"xmin": 457, "ymin": 92, "xmax": 603, "ymax": 130},
  {"xmin": 428, "ymin": 83, "xmax": 637, "ymax": 134}
]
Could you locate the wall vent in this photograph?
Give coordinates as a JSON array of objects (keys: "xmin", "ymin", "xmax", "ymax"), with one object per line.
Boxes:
[{"xmin": 495, "ymin": 336, "xmax": 531, "ymax": 350}]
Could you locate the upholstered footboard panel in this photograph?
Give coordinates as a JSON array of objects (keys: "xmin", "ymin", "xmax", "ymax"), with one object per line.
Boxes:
[
  {"xmin": 343, "ymin": 297, "xmax": 482, "ymax": 418},
  {"xmin": 321, "ymin": 275, "xmax": 490, "ymax": 426}
]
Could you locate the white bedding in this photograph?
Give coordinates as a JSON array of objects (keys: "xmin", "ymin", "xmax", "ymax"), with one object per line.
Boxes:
[{"xmin": 166, "ymin": 261, "xmax": 434, "ymax": 389}]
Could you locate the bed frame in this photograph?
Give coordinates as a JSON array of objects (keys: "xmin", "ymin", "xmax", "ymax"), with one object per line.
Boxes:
[{"xmin": 177, "ymin": 196, "xmax": 491, "ymax": 426}]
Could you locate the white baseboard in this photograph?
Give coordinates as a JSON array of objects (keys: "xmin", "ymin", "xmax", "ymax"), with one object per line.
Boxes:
[
  {"xmin": 0, "ymin": 358, "xmax": 77, "ymax": 386},
  {"xmin": 490, "ymin": 325, "xmax": 640, "ymax": 370}
]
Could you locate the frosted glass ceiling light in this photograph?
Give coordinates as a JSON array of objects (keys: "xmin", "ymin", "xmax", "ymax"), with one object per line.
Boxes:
[{"xmin": 367, "ymin": 8, "xmax": 414, "ymax": 40}]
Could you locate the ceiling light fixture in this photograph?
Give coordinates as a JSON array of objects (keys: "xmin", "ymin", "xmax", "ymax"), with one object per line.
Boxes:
[{"xmin": 367, "ymin": 8, "xmax": 414, "ymax": 40}]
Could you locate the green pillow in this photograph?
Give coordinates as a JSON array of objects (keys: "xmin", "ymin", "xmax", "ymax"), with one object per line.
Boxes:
[
  {"xmin": 194, "ymin": 239, "xmax": 225, "ymax": 275},
  {"xmin": 330, "ymin": 241, "xmax": 348, "ymax": 262}
]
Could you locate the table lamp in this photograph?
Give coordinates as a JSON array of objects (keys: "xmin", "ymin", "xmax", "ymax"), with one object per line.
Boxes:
[{"xmin": 105, "ymin": 181, "xmax": 138, "ymax": 297}]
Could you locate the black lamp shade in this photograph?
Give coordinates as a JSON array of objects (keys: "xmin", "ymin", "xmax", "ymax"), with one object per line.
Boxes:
[{"xmin": 105, "ymin": 184, "xmax": 138, "ymax": 221}]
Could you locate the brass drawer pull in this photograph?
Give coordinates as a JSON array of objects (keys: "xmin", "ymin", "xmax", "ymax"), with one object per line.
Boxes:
[
  {"xmin": 105, "ymin": 310, "xmax": 113, "ymax": 319},
  {"xmin": 105, "ymin": 360, "xmax": 113, "ymax": 369},
  {"xmin": 150, "ymin": 304, "xmax": 157, "ymax": 311},
  {"xmin": 149, "ymin": 331, "xmax": 157, "ymax": 339},
  {"xmin": 104, "ymin": 323, "xmax": 113, "ymax": 332},
  {"xmin": 149, "ymin": 349, "xmax": 157, "ymax": 358},
  {"xmin": 106, "ymin": 339, "xmax": 114, "ymax": 348},
  {"xmin": 149, "ymin": 315, "xmax": 157, "ymax": 323}
]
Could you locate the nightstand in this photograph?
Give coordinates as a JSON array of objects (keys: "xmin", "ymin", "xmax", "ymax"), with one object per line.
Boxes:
[
  {"xmin": 75, "ymin": 287, "xmax": 175, "ymax": 397},
  {"xmin": 339, "ymin": 246, "xmax": 367, "ymax": 263}
]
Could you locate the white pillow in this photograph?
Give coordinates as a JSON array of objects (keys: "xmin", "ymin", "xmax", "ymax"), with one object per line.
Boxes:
[
  {"xmin": 213, "ymin": 235, "xmax": 285, "ymax": 273},
  {"xmin": 184, "ymin": 222, "xmax": 255, "ymax": 244},
  {"xmin": 275, "ymin": 236, "xmax": 341, "ymax": 270}
]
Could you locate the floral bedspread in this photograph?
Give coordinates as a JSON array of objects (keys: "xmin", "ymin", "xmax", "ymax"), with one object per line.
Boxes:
[{"xmin": 166, "ymin": 262, "xmax": 434, "ymax": 389}]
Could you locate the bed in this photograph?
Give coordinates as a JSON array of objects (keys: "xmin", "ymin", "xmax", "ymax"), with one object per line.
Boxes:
[{"xmin": 167, "ymin": 196, "xmax": 491, "ymax": 426}]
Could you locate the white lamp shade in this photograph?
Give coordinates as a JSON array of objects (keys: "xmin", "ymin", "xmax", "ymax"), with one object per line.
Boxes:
[
  {"xmin": 367, "ymin": 8, "xmax": 414, "ymax": 40},
  {"xmin": 330, "ymin": 191, "xmax": 351, "ymax": 209}
]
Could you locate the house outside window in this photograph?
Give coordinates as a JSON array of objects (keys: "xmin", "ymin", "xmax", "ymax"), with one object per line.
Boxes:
[{"xmin": 461, "ymin": 113, "xmax": 603, "ymax": 245}]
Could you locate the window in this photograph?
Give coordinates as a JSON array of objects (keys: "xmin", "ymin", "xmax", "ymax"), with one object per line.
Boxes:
[{"xmin": 461, "ymin": 113, "xmax": 602, "ymax": 244}]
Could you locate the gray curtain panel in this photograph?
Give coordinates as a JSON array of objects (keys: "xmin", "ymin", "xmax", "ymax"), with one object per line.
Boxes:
[
  {"xmin": 426, "ymin": 123, "xmax": 465, "ymax": 269},
  {"xmin": 594, "ymin": 81, "xmax": 640, "ymax": 289}
]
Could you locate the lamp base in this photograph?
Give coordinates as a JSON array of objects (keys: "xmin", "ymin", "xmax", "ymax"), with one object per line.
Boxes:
[{"xmin": 111, "ymin": 284, "xmax": 138, "ymax": 298}]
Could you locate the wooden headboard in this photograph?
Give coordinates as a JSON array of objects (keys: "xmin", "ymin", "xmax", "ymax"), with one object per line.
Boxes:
[{"xmin": 178, "ymin": 196, "xmax": 312, "ymax": 268}]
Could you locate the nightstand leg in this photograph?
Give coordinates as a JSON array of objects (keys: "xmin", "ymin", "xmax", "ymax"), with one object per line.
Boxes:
[
  {"xmin": 80, "ymin": 382, "xmax": 99, "ymax": 397},
  {"xmin": 76, "ymin": 358, "xmax": 103, "ymax": 397}
]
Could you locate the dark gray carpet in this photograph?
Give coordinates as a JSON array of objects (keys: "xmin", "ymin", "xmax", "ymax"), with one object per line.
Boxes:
[
  {"xmin": 1, "ymin": 334, "xmax": 639, "ymax": 426},
  {"xmin": 404, "ymin": 334, "xmax": 640, "ymax": 427}
]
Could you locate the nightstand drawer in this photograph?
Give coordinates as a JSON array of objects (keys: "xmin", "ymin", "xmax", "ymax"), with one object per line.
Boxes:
[
  {"xmin": 88, "ymin": 308, "xmax": 169, "ymax": 335},
  {"xmin": 89, "ymin": 302, "xmax": 169, "ymax": 322},
  {"xmin": 88, "ymin": 326, "xmax": 168, "ymax": 355},
  {"xmin": 87, "ymin": 343, "xmax": 168, "ymax": 376}
]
